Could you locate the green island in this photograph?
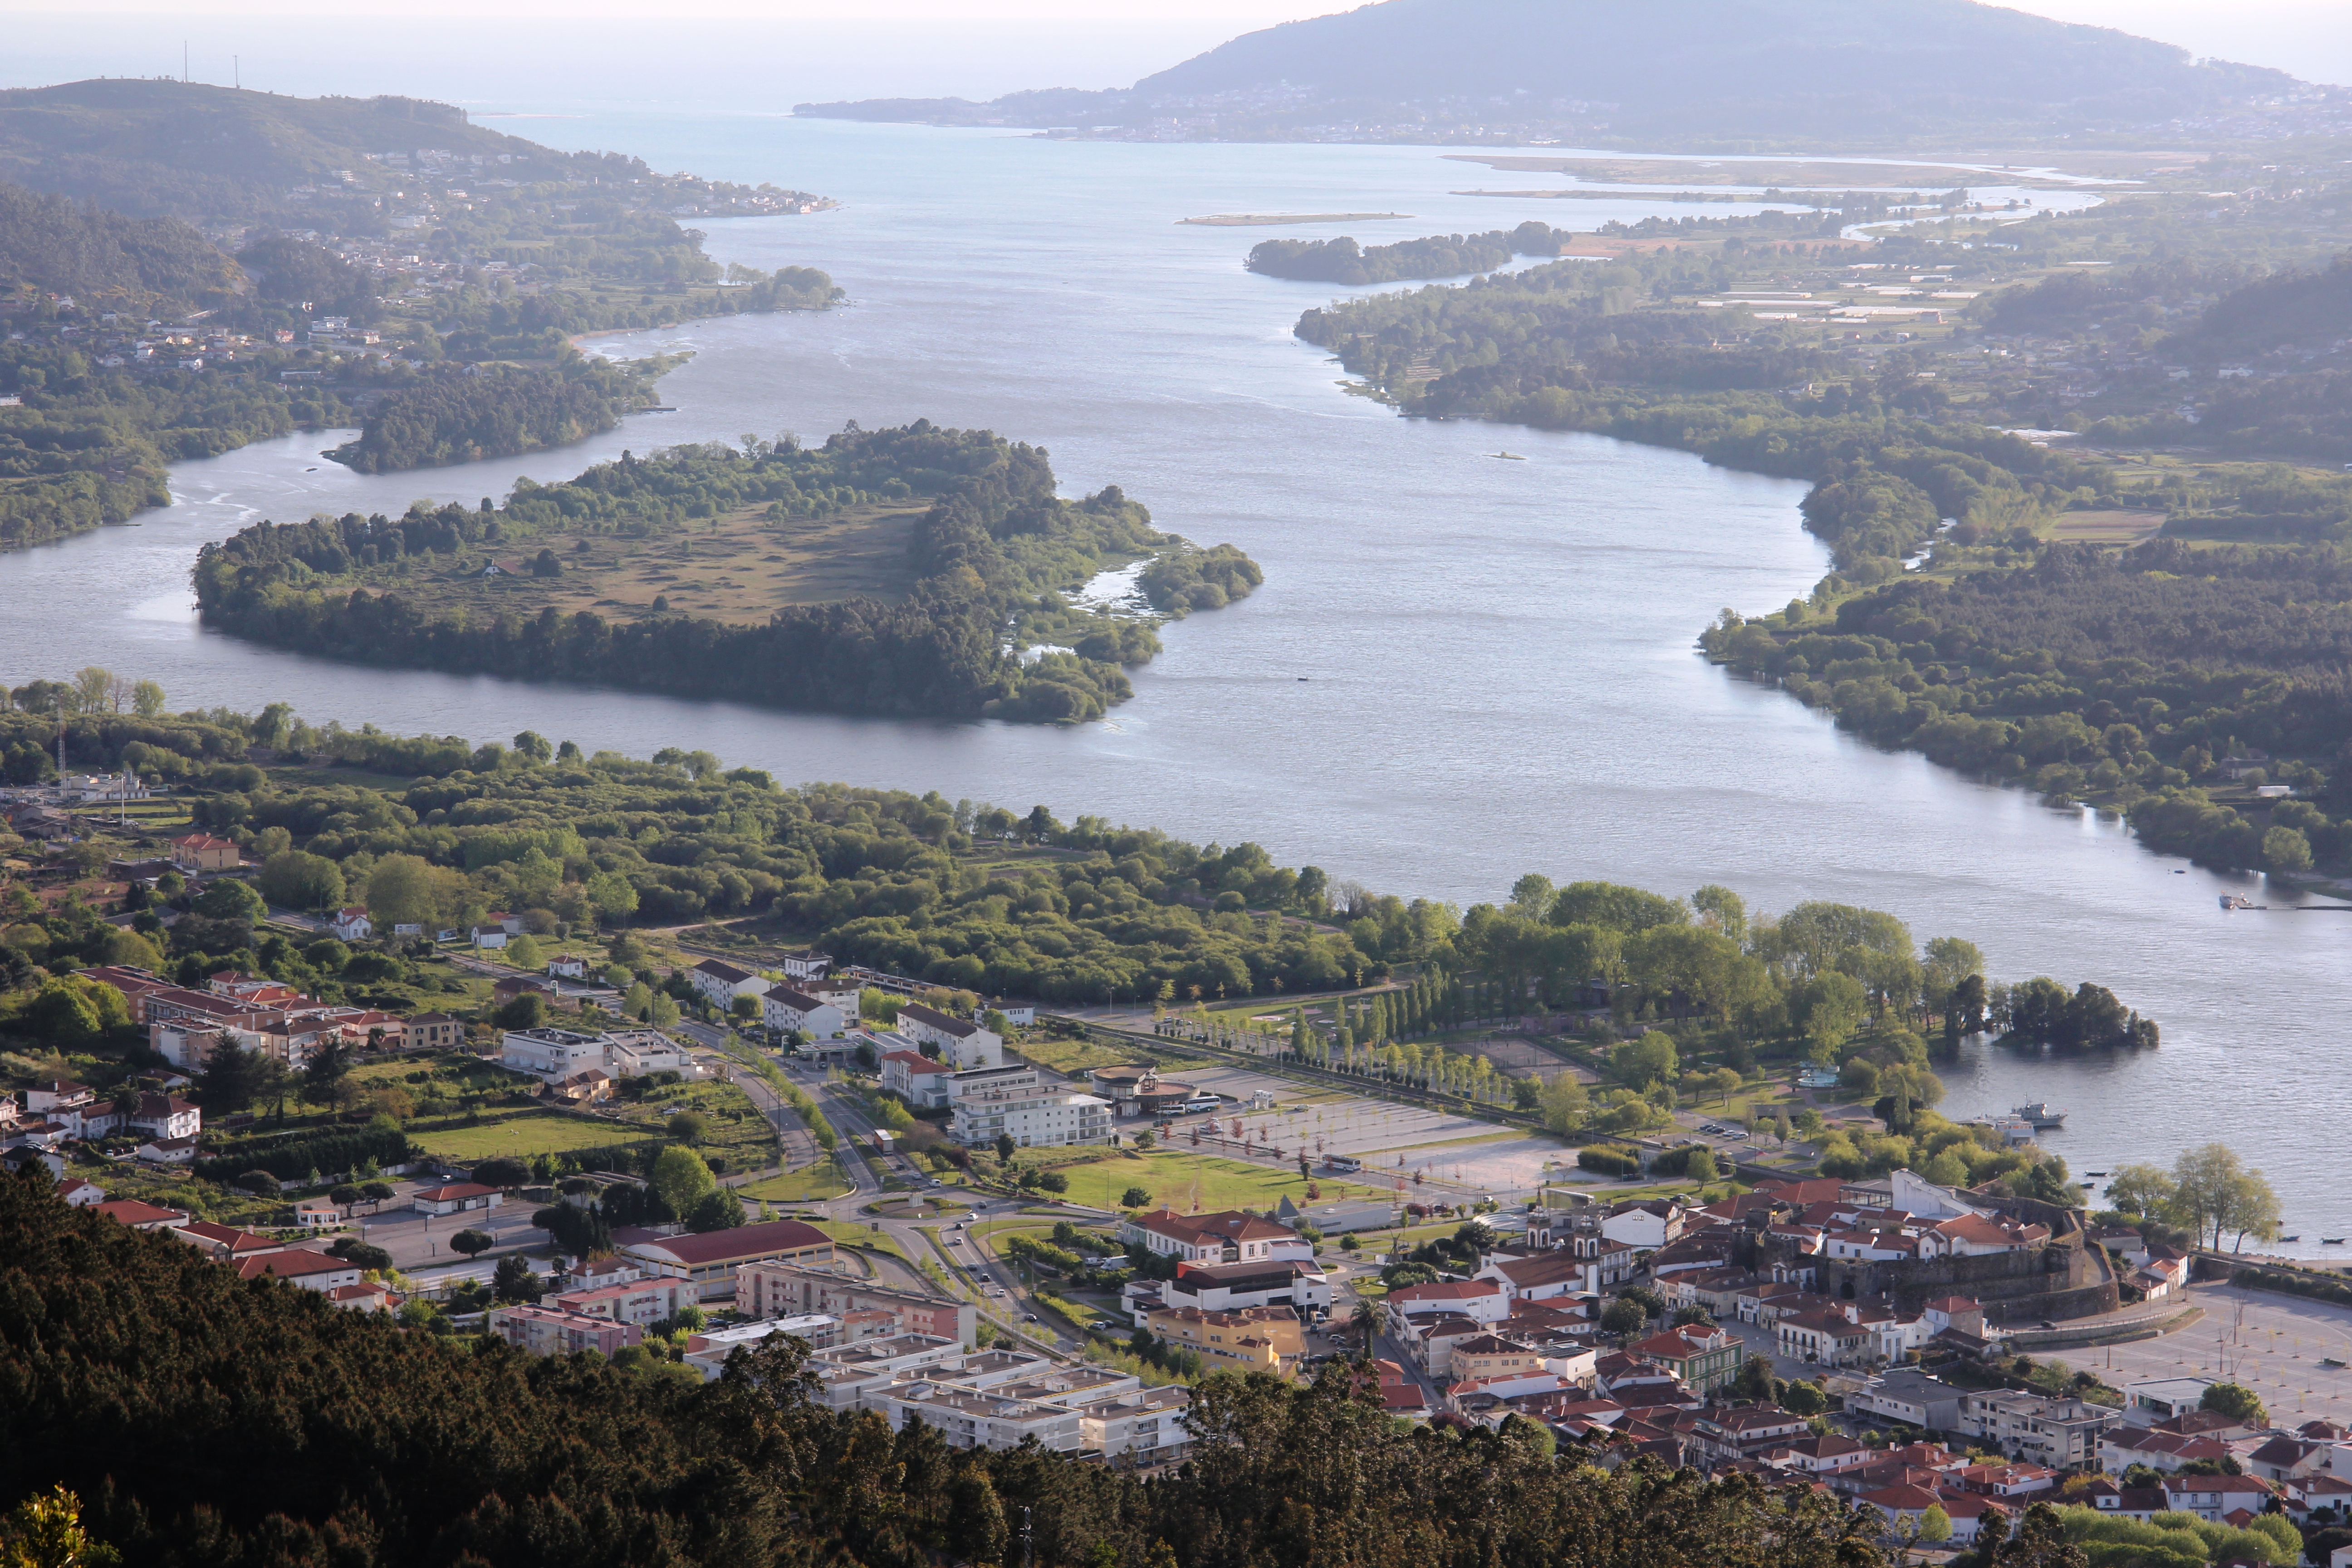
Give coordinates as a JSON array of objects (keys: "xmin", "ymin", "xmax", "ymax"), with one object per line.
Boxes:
[
  {"xmin": 0, "ymin": 79, "xmax": 840, "ymax": 549},
  {"xmin": 1294, "ymin": 172, "xmax": 2352, "ymax": 879},
  {"xmin": 1245, "ymin": 222, "xmax": 1568, "ymax": 284},
  {"xmin": 191, "ymin": 422, "xmax": 1262, "ymax": 724}
]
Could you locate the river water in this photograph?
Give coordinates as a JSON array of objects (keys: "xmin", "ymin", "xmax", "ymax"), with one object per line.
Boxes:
[{"xmin": 2, "ymin": 120, "xmax": 2337, "ymax": 1245}]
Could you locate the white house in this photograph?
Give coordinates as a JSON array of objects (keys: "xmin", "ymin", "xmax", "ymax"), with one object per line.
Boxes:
[
  {"xmin": 1599, "ymin": 1200, "xmax": 1685, "ymax": 1250},
  {"xmin": 548, "ymin": 956, "xmax": 591, "ymax": 980},
  {"xmin": 412, "ymin": 1182, "xmax": 503, "ymax": 1216},
  {"xmin": 777, "ymin": 951, "xmax": 832, "ymax": 982},
  {"xmin": 330, "ymin": 907, "xmax": 373, "ymax": 941},
  {"xmin": 501, "ymin": 1027, "xmax": 611, "ymax": 1080},
  {"xmin": 897, "ymin": 1003, "xmax": 1003, "ymax": 1070},
  {"xmin": 689, "ymin": 958, "xmax": 772, "ymax": 1011},
  {"xmin": 881, "ymin": 1049, "xmax": 956, "ymax": 1110},
  {"xmin": 762, "ymin": 986, "xmax": 847, "ymax": 1040},
  {"xmin": 604, "ymin": 1029, "xmax": 691, "ymax": 1078},
  {"xmin": 472, "ymin": 926, "xmax": 509, "ymax": 951}
]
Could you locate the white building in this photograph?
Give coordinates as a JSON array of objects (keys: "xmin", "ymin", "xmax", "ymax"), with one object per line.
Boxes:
[
  {"xmin": 689, "ymin": 958, "xmax": 772, "ymax": 1010},
  {"xmin": 777, "ymin": 951, "xmax": 832, "ymax": 982},
  {"xmin": 897, "ymin": 1003, "xmax": 1002, "ymax": 1070},
  {"xmin": 1081, "ymin": 1386, "xmax": 1192, "ymax": 1463},
  {"xmin": 762, "ymin": 986, "xmax": 847, "ymax": 1040},
  {"xmin": 880, "ymin": 1049, "xmax": 956, "ymax": 1110},
  {"xmin": 945, "ymin": 1063, "xmax": 1041, "ymax": 1103},
  {"xmin": 500, "ymin": 1027, "xmax": 611, "ymax": 1080},
  {"xmin": 950, "ymin": 1086, "xmax": 1112, "ymax": 1150},
  {"xmin": 329, "ymin": 907, "xmax": 373, "ymax": 941}
]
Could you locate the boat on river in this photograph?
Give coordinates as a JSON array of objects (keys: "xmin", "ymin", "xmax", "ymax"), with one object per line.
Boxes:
[
  {"xmin": 2014, "ymin": 1102, "xmax": 2068, "ymax": 1128},
  {"xmin": 1491, "ymin": 451, "xmax": 1526, "ymax": 461},
  {"xmin": 2220, "ymin": 894, "xmax": 2259, "ymax": 910}
]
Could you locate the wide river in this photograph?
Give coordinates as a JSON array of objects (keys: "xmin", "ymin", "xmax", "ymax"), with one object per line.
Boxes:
[{"xmin": 3, "ymin": 121, "xmax": 2337, "ymax": 1244}]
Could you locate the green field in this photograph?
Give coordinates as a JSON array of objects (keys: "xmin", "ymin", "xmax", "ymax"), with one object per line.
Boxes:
[
  {"xmin": 409, "ymin": 1111, "xmax": 649, "ymax": 1161},
  {"xmin": 1037, "ymin": 1149, "xmax": 1386, "ymax": 1214},
  {"xmin": 1012, "ymin": 1034, "xmax": 1151, "ymax": 1077},
  {"xmin": 737, "ymin": 1166, "xmax": 853, "ymax": 1203}
]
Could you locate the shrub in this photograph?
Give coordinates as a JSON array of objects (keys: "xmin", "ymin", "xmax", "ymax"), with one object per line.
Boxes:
[{"xmin": 1577, "ymin": 1146, "xmax": 1639, "ymax": 1177}]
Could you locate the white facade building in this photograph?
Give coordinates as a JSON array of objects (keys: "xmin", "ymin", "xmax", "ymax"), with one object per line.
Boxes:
[
  {"xmin": 950, "ymin": 1087, "xmax": 1112, "ymax": 1150},
  {"xmin": 897, "ymin": 1003, "xmax": 1003, "ymax": 1070},
  {"xmin": 762, "ymin": 987, "xmax": 847, "ymax": 1039}
]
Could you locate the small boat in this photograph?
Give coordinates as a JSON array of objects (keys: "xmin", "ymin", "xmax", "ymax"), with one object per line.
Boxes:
[
  {"xmin": 1491, "ymin": 451, "xmax": 1526, "ymax": 461},
  {"xmin": 2220, "ymin": 894, "xmax": 2258, "ymax": 911},
  {"xmin": 2281, "ymin": 1235, "xmax": 2300, "ymax": 1242},
  {"xmin": 2014, "ymin": 1102, "xmax": 2068, "ymax": 1128},
  {"xmin": 2323, "ymin": 1357, "xmax": 2346, "ymax": 1369},
  {"xmin": 2327, "ymin": 1238, "xmax": 2347, "ymax": 1245},
  {"xmin": 2086, "ymin": 1171, "xmax": 2108, "ymax": 1178},
  {"xmin": 2078, "ymin": 1181, "xmax": 2095, "ymax": 1188}
]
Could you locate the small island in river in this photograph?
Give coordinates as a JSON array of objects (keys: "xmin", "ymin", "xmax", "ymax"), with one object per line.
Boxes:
[
  {"xmin": 1180, "ymin": 211, "xmax": 1409, "ymax": 226},
  {"xmin": 192, "ymin": 422, "xmax": 1261, "ymax": 726}
]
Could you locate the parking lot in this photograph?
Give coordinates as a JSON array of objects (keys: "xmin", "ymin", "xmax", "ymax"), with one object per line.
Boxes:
[{"xmin": 2088, "ymin": 1282, "xmax": 2352, "ymax": 1427}]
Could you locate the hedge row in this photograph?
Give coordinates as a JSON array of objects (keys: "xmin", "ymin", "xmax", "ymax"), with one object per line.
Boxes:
[
  {"xmin": 196, "ymin": 1125, "xmax": 412, "ymax": 1185},
  {"xmin": 2233, "ymin": 1266, "xmax": 2352, "ymax": 1309},
  {"xmin": 1649, "ymin": 1145, "xmax": 1720, "ymax": 1179},
  {"xmin": 1577, "ymin": 1146, "xmax": 1640, "ymax": 1177}
]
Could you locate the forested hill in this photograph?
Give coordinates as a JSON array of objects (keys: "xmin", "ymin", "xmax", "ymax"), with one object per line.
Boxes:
[
  {"xmin": 797, "ymin": 0, "xmax": 2308, "ymax": 144},
  {"xmin": 0, "ymin": 180, "xmax": 241, "ymax": 312}
]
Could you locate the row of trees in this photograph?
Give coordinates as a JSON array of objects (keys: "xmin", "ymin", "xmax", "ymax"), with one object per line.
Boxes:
[{"xmin": 2103, "ymin": 1143, "xmax": 2284, "ymax": 1252}]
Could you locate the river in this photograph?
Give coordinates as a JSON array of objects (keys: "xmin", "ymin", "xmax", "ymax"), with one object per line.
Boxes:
[{"xmin": 1, "ymin": 120, "xmax": 2337, "ymax": 1246}]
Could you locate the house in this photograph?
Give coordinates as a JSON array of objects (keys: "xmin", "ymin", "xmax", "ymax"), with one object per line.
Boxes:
[
  {"xmin": 761, "ymin": 986, "xmax": 847, "ymax": 1040},
  {"xmin": 2161, "ymin": 1473, "xmax": 2279, "ymax": 1522},
  {"xmin": 326, "ymin": 1281, "xmax": 401, "ymax": 1313},
  {"xmin": 294, "ymin": 1198, "xmax": 343, "ymax": 1230},
  {"xmin": 1766, "ymin": 1433, "xmax": 1874, "ymax": 1475},
  {"xmin": 549, "ymin": 1275, "xmax": 692, "ymax": 1326},
  {"xmin": 1959, "ymin": 1389, "xmax": 2116, "ymax": 1470},
  {"xmin": 2102, "ymin": 1426, "xmax": 2237, "ymax": 1475},
  {"xmin": 1849, "ymin": 1369, "xmax": 1966, "ymax": 1434},
  {"xmin": 1692, "ymin": 1404, "xmax": 1813, "ymax": 1463},
  {"xmin": 1386, "ymin": 1278, "xmax": 1510, "ymax": 1325},
  {"xmin": 1081, "ymin": 1386, "xmax": 1193, "ymax": 1463},
  {"xmin": 235, "ymin": 1250, "xmax": 364, "ymax": 1292},
  {"xmin": 949, "ymin": 1083, "xmax": 1112, "ymax": 1150},
  {"xmin": 547, "ymin": 955, "xmax": 591, "ymax": 980},
  {"xmin": 406, "ymin": 1012, "xmax": 465, "ymax": 1050},
  {"xmin": 501, "ymin": 1026, "xmax": 611, "ymax": 1080},
  {"xmin": 137, "ymin": 1135, "xmax": 201, "ymax": 1164},
  {"xmin": 1122, "ymin": 1208, "xmax": 1293, "ymax": 1264},
  {"xmin": 549, "ymin": 1068, "xmax": 612, "ymax": 1105},
  {"xmin": 1145, "ymin": 1304, "xmax": 1305, "ymax": 1375},
  {"xmin": 170, "ymin": 833, "xmax": 240, "ymax": 872},
  {"xmin": 126, "ymin": 1091, "xmax": 200, "ymax": 1142},
  {"xmin": 621, "ymin": 1218, "xmax": 836, "ymax": 1302},
  {"xmin": 329, "ymin": 907, "xmax": 373, "ymax": 941},
  {"xmin": 1478, "ymin": 1250, "xmax": 1604, "ymax": 1303},
  {"xmin": 880, "ymin": 1049, "xmax": 956, "ymax": 1110},
  {"xmin": 734, "ymin": 1261, "xmax": 976, "ymax": 1347},
  {"xmin": 2243, "ymin": 1436, "xmax": 2332, "ymax": 1483},
  {"xmin": 1164, "ymin": 1259, "xmax": 1334, "ymax": 1318},
  {"xmin": 53, "ymin": 1177, "xmax": 104, "ymax": 1208},
  {"xmin": 688, "ymin": 957, "xmax": 772, "ymax": 1010},
  {"xmin": 176, "ymin": 1220, "xmax": 294, "ymax": 1261},
  {"xmin": 1622, "ymin": 1323, "xmax": 1744, "ymax": 1392},
  {"xmin": 777, "ymin": 950, "xmax": 832, "ymax": 982},
  {"xmin": 90, "ymin": 1199, "xmax": 188, "ymax": 1231},
  {"xmin": 896, "ymin": 1003, "xmax": 1003, "ymax": 1071},
  {"xmin": 1777, "ymin": 1306, "xmax": 1873, "ymax": 1367},
  {"xmin": 471, "ymin": 925, "xmax": 510, "ymax": 950},
  {"xmin": 411, "ymin": 1182, "xmax": 502, "ymax": 1216},
  {"xmin": 1601, "ymin": 1199, "xmax": 1686, "ymax": 1250}
]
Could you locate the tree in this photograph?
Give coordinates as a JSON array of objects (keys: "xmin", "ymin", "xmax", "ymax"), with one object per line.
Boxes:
[
  {"xmin": 1686, "ymin": 1147, "xmax": 1717, "ymax": 1185},
  {"xmin": 666, "ymin": 1110, "xmax": 709, "ymax": 1145},
  {"xmin": 651, "ymin": 1145, "xmax": 717, "ymax": 1219},
  {"xmin": 494, "ymin": 991, "xmax": 549, "ymax": 1031},
  {"xmin": 2102, "ymin": 1163, "xmax": 2175, "ymax": 1220},
  {"xmin": 1118, "ymin": 1184, "xmax": 1156, "ymax": 1211},
  {"xmin": 301, "ymin": 1035, "xmax": 353, "ymax": 1110},
  {"xmin": 1690, "ymin": 883, "xmax": 1747, "ymax": 943},
  {"xmin": 1794, "ymin": 970, "xmax": 1868, "ymax": 1061},
  {"xmin": 686, "ymin": 1188, "xmax": 745, "ymax": 1233},
  {"xmin": 2200, "ymin": 1381, "xmax": 2267, "ymax": 1427},
  {"xmin": 257, "ymin": 850, "xmax": 345, "ymax": 912},
  {"xmin": 472, "ymin": 1157, "xmax": 531, "ymax": 1191},
  {"xmin": 1671, "ymin": 1304, "xmax": 1712, "ymax": 1327},
  {"xmin": 1917, "ymin": 1504, "xmax": 1952, "ymax": 1545},
  {"xmin": 3, "ymin": 1483, "xmax": 120, "ymax": 1568},
  {"xmin": 1994, "ymin": 1503, "xmax": 2087, "ymax": 1568},
  {"xmin": 361, "ymin": 853, "xmax": 441, "ymax": 931},
  {"xmin": 1507, "ymin": 873, "xmax": 1555, "ymax": 920},
  {"xmin": 131, "ymin": 679, "xmax": 167, "ymax": 718},
  {"xmin": 1036, "ymin": 1171, "xmax": 1068, "ymax": 1194},
  {"xmin": 995, "ymin": 1132, "xmax": 1017, "ymax": 1165},
  {"xmin": 1609, "ymin": 1031, "xmax": 1678, "ymax": 1089},
  {"xmin": 730, "ymin": 994, "xmax": 761, "ymax": 1025},
  {"xmin": 505, "ymin": 935, "xmax": 545, "ymax": 971},
  {"xmin": 1600, "ymin": 1298, "xmax": 1648, "ymax": 1336},
  {"xmin": 195, "ymin": 1039, "xmax": 267, "ymax": 1112},
  {"xmin": 2170, "ymin": 1144, "xmax": 2279, "ymax": 1250},
  {"xmin": 491, "ymin": 1254, "xmax": 542, "ymax": 1303},
  {"xmin": 193, "ymin": 878, "xmax": 265, "ymax": 923},
  {"xmin": 1537, "ymin": 1070, "xmax": 1589, "ymax": 1134},
  {"xmin": 512, "ymin": 730, "xmax": 553, "ymax": 762}
]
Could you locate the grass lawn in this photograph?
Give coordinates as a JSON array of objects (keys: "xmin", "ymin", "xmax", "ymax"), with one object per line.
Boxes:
[
  {"xmin": 1014, "ymin": 1034, "xmax": 1149, "ymax": 1077},
  {"xmin": 810, "ymin": 1219, "xmax": 908, "ymax": 1262},
  {"xmin": 737, "ymin": 1166, "xmax": 853, "ymax": 1203},
  {"xmin": 410, "ymin": 1111, "xmax": 650, "ymax": 1161},
  {"xmin": 1033, "ymin": 1149, "xmax": 1387, "ymax": 1215}
]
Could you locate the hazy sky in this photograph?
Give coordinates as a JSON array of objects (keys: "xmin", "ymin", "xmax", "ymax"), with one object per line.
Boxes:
[{"xmin": 8, "ymin": 0, "xmax": 2349, "ymax": 103}]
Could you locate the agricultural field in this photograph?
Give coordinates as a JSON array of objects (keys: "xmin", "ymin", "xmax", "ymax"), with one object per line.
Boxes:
[{"xmin": 324, "ymin": 497, "xmax": 932, "ymax": 628}]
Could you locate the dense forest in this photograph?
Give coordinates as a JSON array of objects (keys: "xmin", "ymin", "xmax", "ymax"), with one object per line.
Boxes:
[
  {"xmin": 1245, "ymin": 222, "xmax": 1572, "ymax": 285},
  {"xmin": 0, "ymin": 1175, "xmax": 1897, "ymax": 1568},
  {"xmin": 0, "ymin": 178, "xmax": 241, "ymax": 311},
  {"xmin": 327, "ymin": 354, "xmax": 667, "ymax": 474},
  {"xmin": 1702, "ymin": 540, "xmax": 2352, "ymax": 873},
  {"xmin": 193, "ymin": 424, "xmax": 1260, "ymax": 724}
]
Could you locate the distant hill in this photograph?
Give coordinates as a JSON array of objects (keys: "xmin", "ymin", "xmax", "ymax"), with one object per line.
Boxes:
[
  {"xmin": 797, "ymin": 0, "xmax": 2304, "ymax": 144},
  {"xmin": 0, "ymin": 180, "xmax": 241, "ymax": 311},
  {"xmin": 2179, "ymin": 255, "xmax": 2352, "ymax": 357},
  {"xmin": 0, "ymin": 80, "xmax": 548, "ymax": 223}
]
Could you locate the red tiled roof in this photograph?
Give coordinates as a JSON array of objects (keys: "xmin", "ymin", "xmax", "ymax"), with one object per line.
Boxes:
[
  {"xmin": 237, "ymin": 1250, "xmax": 354, "ymax": 1280},
  {"xmin": 624, "ymin": 1218, "xmax": 831, "ymax": 1267}
]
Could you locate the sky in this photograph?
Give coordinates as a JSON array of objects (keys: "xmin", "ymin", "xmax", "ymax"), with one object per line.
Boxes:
[{"xmin": 4, "ymin": 0, "xmax": 2348, "ymax": 104}]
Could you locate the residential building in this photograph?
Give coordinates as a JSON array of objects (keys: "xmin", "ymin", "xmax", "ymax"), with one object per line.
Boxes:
[
  {"xmin": 1082, "ymin": 1386, "xmax": 1193, "ymax": 1464},
  {"xmin": 621, "ymin": 1218, "xmax": 835, "ymax": 1301},
  {"xmin": 2122, "ymin": 1377, "xmax": 2217, "ymax": 1425},
  {"xmin": 761, "ymin": 987, "xmax": 847, "ymax": 1040},
  {"xmin": 407, "ymin": 1012, "xmax": 465, "ymax": 1050},
  {"xmin": 91, "ymin": 1199, "xmax": 189, "ymax": 1231},
  {"xmin": 688, "ymin": 958, "xmax": 772, "ymax": 1010},
  {"xmin": 1958, "ymin": 1389, "xmax": 2117, "ymax": 1470},
  {"xmin": 411, "ymin": 1182, "xmax": 502, "ymax": 1216},
  {"xmin": 944, "ymin": 1063, "xmax": 1040, "ymax": 1103},
  {"xmin": 679, "ymin": 1315, "xmax": 844, "ymax": 1377},
  {"xmin": 1477, "ymin": 1250, "xmax": 1605, "ymax": 1302},
  {"xmin": 235, "ymin": 1250, "xmax": 364, "ymax": 1292},
  {"xmin": 1385, "ymin": 1278, "xmax": 1510, "ymax": 1325},
  {"xmin": 803, "ymin": 1333, "xmax": 969, "ymax": 1409},
  {"xmin": 1122, "ymin": 1208, "xmax": 1293, "ymax": 1265},
  {"xmin": 550, "ymin": 1276, "xmax": 692, "ymax": 1326},
  {"xmin": 1601, "ymin": 1199, "xmax": 1686, "ymax": 1250},
  {"xmin": 863, "ymin": 1379, "xmax": 1085, "ymax": 1452},
  {"xmin": 948, "ymin": 1084, "xmax": 1111, "ymax": 1149},
  {"xmin": 500, "ymin": 1027, "xmax": 610, "ymax": 1079},
  {"xmin": 176, "ymin": 1220, "xmax": 293, "ymax": 1262},
  {"xmin": 1145, "ymin": 1304, "xmax": 1305, "ymax": 1375},
  {"xmin": 487, "ymin": 1304, "xmax": 642, "ymax": 1357},
  {"xmin": 1849, "ymin": 1370, "xmax": 1966, "ymax": 1434},
  {"xmin": 53, "ymin": 1177, "xmax": 103, "ymax": 1208},
  {"xmin": 1692, "ymin": 1404, "xmax": 1813, "ymax": 1464},
  {"xmin": 896, "ymin": 1003, "xmax": 1003, "ymax": 1070},
  {"xmin": 330, "ymin": 907, "xmax": 373, "ymax": 941},
  {"xmin": 735, "ymin": 1260, "xmax": 976, "ymax": 1347},
  {"xmin": 126, "ymin": 1091, "xmax": 200, "ymax": 1142},
  {"xmin": 1622, "ymin": 1324, "xmax": 1744, "ymax": 1392},
  {"xmin": 137, "ymin": 1134, "xmax": 200, "ymax": 1164},
  {"xmin": 777, "ymin": 950, "xmax": 832, "ymax": 982},
  {"xmin": 879, "ymin": 1049, "xmax": 955, "ymax": 1110},
  {"xmin": 170, "ymin": 833, "xmax": 240, "ymax": 872}
]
